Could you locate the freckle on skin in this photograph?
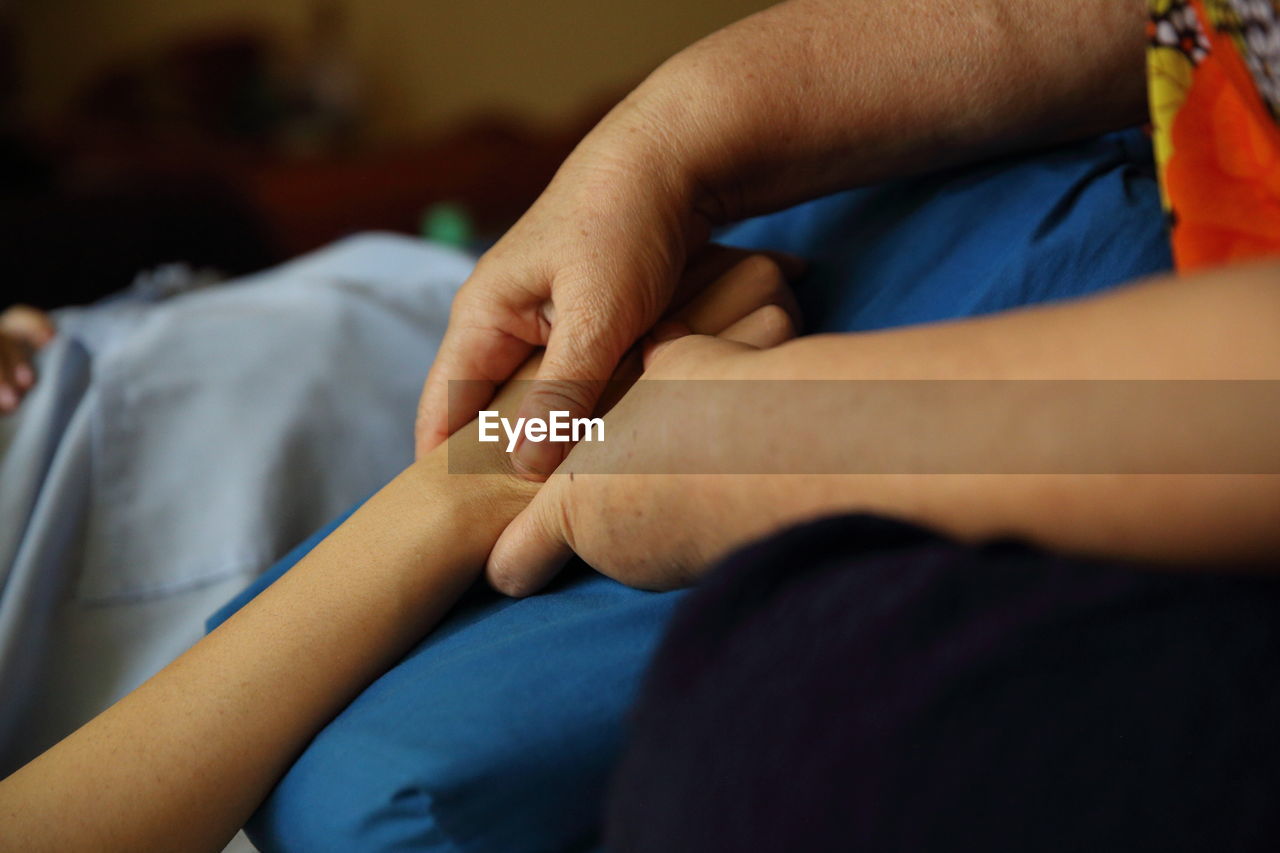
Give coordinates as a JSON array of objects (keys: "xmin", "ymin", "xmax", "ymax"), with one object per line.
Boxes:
[{"xmin": 569, "ymin": 472, "xmax": 575, "ymax": 482}]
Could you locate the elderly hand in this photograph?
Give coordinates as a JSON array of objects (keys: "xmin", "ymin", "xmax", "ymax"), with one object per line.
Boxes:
[
  {"xmin": 414, "ymin": 0, "xmax": 1150, "ymax": 482},
  {"xmin": 482, "ymin": 255, "xmax": 800, "ymax": 596},
  {"xmin": 414, "ymin": 74, "xmax": 733, "ymax": 479}
]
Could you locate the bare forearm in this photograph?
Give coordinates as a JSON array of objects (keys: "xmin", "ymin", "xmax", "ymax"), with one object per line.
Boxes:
[
  {"xmin": 605, "ymin": 0, "xmax": 1148, "ymax": 225},
  {"xmin": 714, "ymin": 264, "xmax": 1280, "ymax": 563},
  {"xmin": 764, "ymin": 263, "xmax": 1280, "ymax": 381},
  {"xmin": 0, "ymin": 458, "xmax": 527, "ymax": 853}
]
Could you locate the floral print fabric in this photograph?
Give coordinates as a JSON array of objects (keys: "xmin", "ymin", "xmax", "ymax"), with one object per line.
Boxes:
[{"xmin": 1147, "ymin": 0, "xmax": 1280, "ymax": 270}]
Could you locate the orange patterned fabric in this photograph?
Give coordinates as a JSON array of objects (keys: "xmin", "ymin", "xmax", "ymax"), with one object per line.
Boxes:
[{"xmin": 1147, "ymin": 0, "xmax": 1280, "ymax": 271}]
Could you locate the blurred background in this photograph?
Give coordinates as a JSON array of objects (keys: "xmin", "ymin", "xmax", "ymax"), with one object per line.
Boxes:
[{"xmin": 0, "ymin": 0, "xmax": 771, "ymax": 308}]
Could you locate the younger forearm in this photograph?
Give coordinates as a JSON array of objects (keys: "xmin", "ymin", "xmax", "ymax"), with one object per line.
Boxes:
[
  {"xmin": 607, "ymin": 0, "xmax": 1148, "ymax": 224},
  {"xmin": 0, "ymin": 457, "xmax": 528, "ymax": 853}
]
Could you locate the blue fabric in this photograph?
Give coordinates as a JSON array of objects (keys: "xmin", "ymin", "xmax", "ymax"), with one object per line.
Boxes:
[
  {"xmin": 209, "ymin": 518, "xmax": 683, "ymax": 853},
  {"xmin": 212, "ymin": 129, "xmax": 1172, "ymax": 852},
  {"xmin": 722, "ymin": 130, "xmax": 1171, "ymax": 332}
]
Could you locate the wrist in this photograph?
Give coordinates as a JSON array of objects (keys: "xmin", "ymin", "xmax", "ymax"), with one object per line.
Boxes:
[
  {"xmin": 582, "ymin": 69, "xmax": 722, "ymax": 242},
  {"xmin": 407, "ymin": 442, "xmax": 537, "ymax": 534}
]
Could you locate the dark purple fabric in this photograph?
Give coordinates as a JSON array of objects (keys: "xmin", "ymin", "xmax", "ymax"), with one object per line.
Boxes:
[{"xmin": 606, "ymin": 515, "xmax": 1280, "ymax": 853}]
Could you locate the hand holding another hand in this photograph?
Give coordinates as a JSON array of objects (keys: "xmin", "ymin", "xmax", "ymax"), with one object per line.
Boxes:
[
  {"xmin": 414, "ymin": 88, "xmax": 727, "ymax": 478},
  {"xmin": 482, "ymin": 254, "xmax": 801, "ymax": 596}
]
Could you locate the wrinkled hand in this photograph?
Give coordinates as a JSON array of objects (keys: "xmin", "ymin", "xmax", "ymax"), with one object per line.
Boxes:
[
  {"xmin": 415, "ymin": 101, "xmax": 720, "ymax": 478},
  {"xmin": 483, "ymin": 256, "xmax": 800, "ymax": 596},
  {"xmin": 0, "ymin": 305, "xmax": 55, "ymax": 415}
]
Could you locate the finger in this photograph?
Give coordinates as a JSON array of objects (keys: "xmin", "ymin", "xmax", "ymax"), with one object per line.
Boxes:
[
  {"xmin": 641, "ymin": 306, "xmax": 793, "ymax": 372},
  {"xmin": 641, "ymin": 270, "xmax": 799, "ymax": 369},
  {"xmin": 717, "ymin": 303, "xmax": 797, "ymax": 349},
  {"xmin": 669, "ymin": 244, "xmax": 805, "ymax": 315},
  {"xmin": 513, "ymin": 312, "xmax": 632, "ymax": 478},
  {"xmin": 667, "ymin": 244, "xmax": 754, "ymax": 312},
  {"xmin": 0, "ymin": 305, "xmax": 56, "ymax": 348},
  {"xmin": 678, "ymin": 254, "xmax": 801, "ymax": 335},
  {"xmin": 486, "ymin": 489, "xmax": 573, "ymax": 597},
  {"xmin": 639, "ymin": 319, "xmax": 693, "ymax": 367},
  {"xmin": 415, "ymin": 315, "xmax": 536, "ymax": 459},
  {"xmin": 642, "ymin": 327, "xmax": 708, "ymax": 371}
]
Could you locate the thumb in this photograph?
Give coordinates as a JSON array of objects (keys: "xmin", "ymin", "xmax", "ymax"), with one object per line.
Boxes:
[
  {"xmin": 512, "ymin": 313, "xmax": 628, "ymax": 479},
  {"xmin": 486, "ymin": 487, "xmax": 574, "ymax": 597}
]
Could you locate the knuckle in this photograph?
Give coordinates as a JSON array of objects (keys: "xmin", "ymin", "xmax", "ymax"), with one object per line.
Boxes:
[
  {"xmin": 737, "ymin": 253, "xmax": 785, "ymax": 289},
  {"xmin": 648, "ymin": 333, "xmax": 704, "ymax": 370},
  {"xmin": 545, "ymin": 320, "xmax": 631, "ymax": 378},
  {"xmin": 528, "ymin": 377, "xmax": 599, "ymax": 416},
  {"xmin": 756, "ymin": 303, "xmax": 796, "ymax": 341},
  {"xmin": 446, "ymin": 289, "xmax": 484, "ymax": 325},
  {"xmin": 451, "ymin": 267, "xmax": 528, "ymax": 317},
  {"xmin": 554, "ymin": 280, "xmax": 632, "ymax": 333},
  {"xmin": 555, "ymin": 259, "xmax": 664, "ymax": 329}
]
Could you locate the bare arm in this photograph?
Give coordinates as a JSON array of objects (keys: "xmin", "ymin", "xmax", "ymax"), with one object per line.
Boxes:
[
  {"xmin": 0, "ymin": 252, "xmax": 797, "ymax": 852},
  {"xmin": 486, "ymin": 262, "xmax": 1280, "ymax": 596},
  {"xmin": 737, "ymin": 263, "xmax": 1280, "ymax": 563},
  {"xmin": 417, "ymin": 0, "xmax": 1150, "ymax": 474},
  {"xmin": 616, "ymin": 0, "xmax": 1150, "ymax": 226},
  {"xmin": 0, "ymin": 427, "xmax": 535, "ymax": 853}
]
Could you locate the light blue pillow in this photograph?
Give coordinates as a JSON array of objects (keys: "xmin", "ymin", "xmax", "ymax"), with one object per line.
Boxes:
[{"xmin": 211, "ymin": 128, "xmax": 1172, "ymax": 852}]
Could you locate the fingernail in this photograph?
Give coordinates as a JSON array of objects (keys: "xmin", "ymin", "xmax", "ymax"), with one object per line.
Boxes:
[
  {"xmin": 0, "ymin": 386, "xmax": 16, "ymax": 410},
  {"xmin": 13, "ymin": 364, "xmax": 33, "ymax": 388}
]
